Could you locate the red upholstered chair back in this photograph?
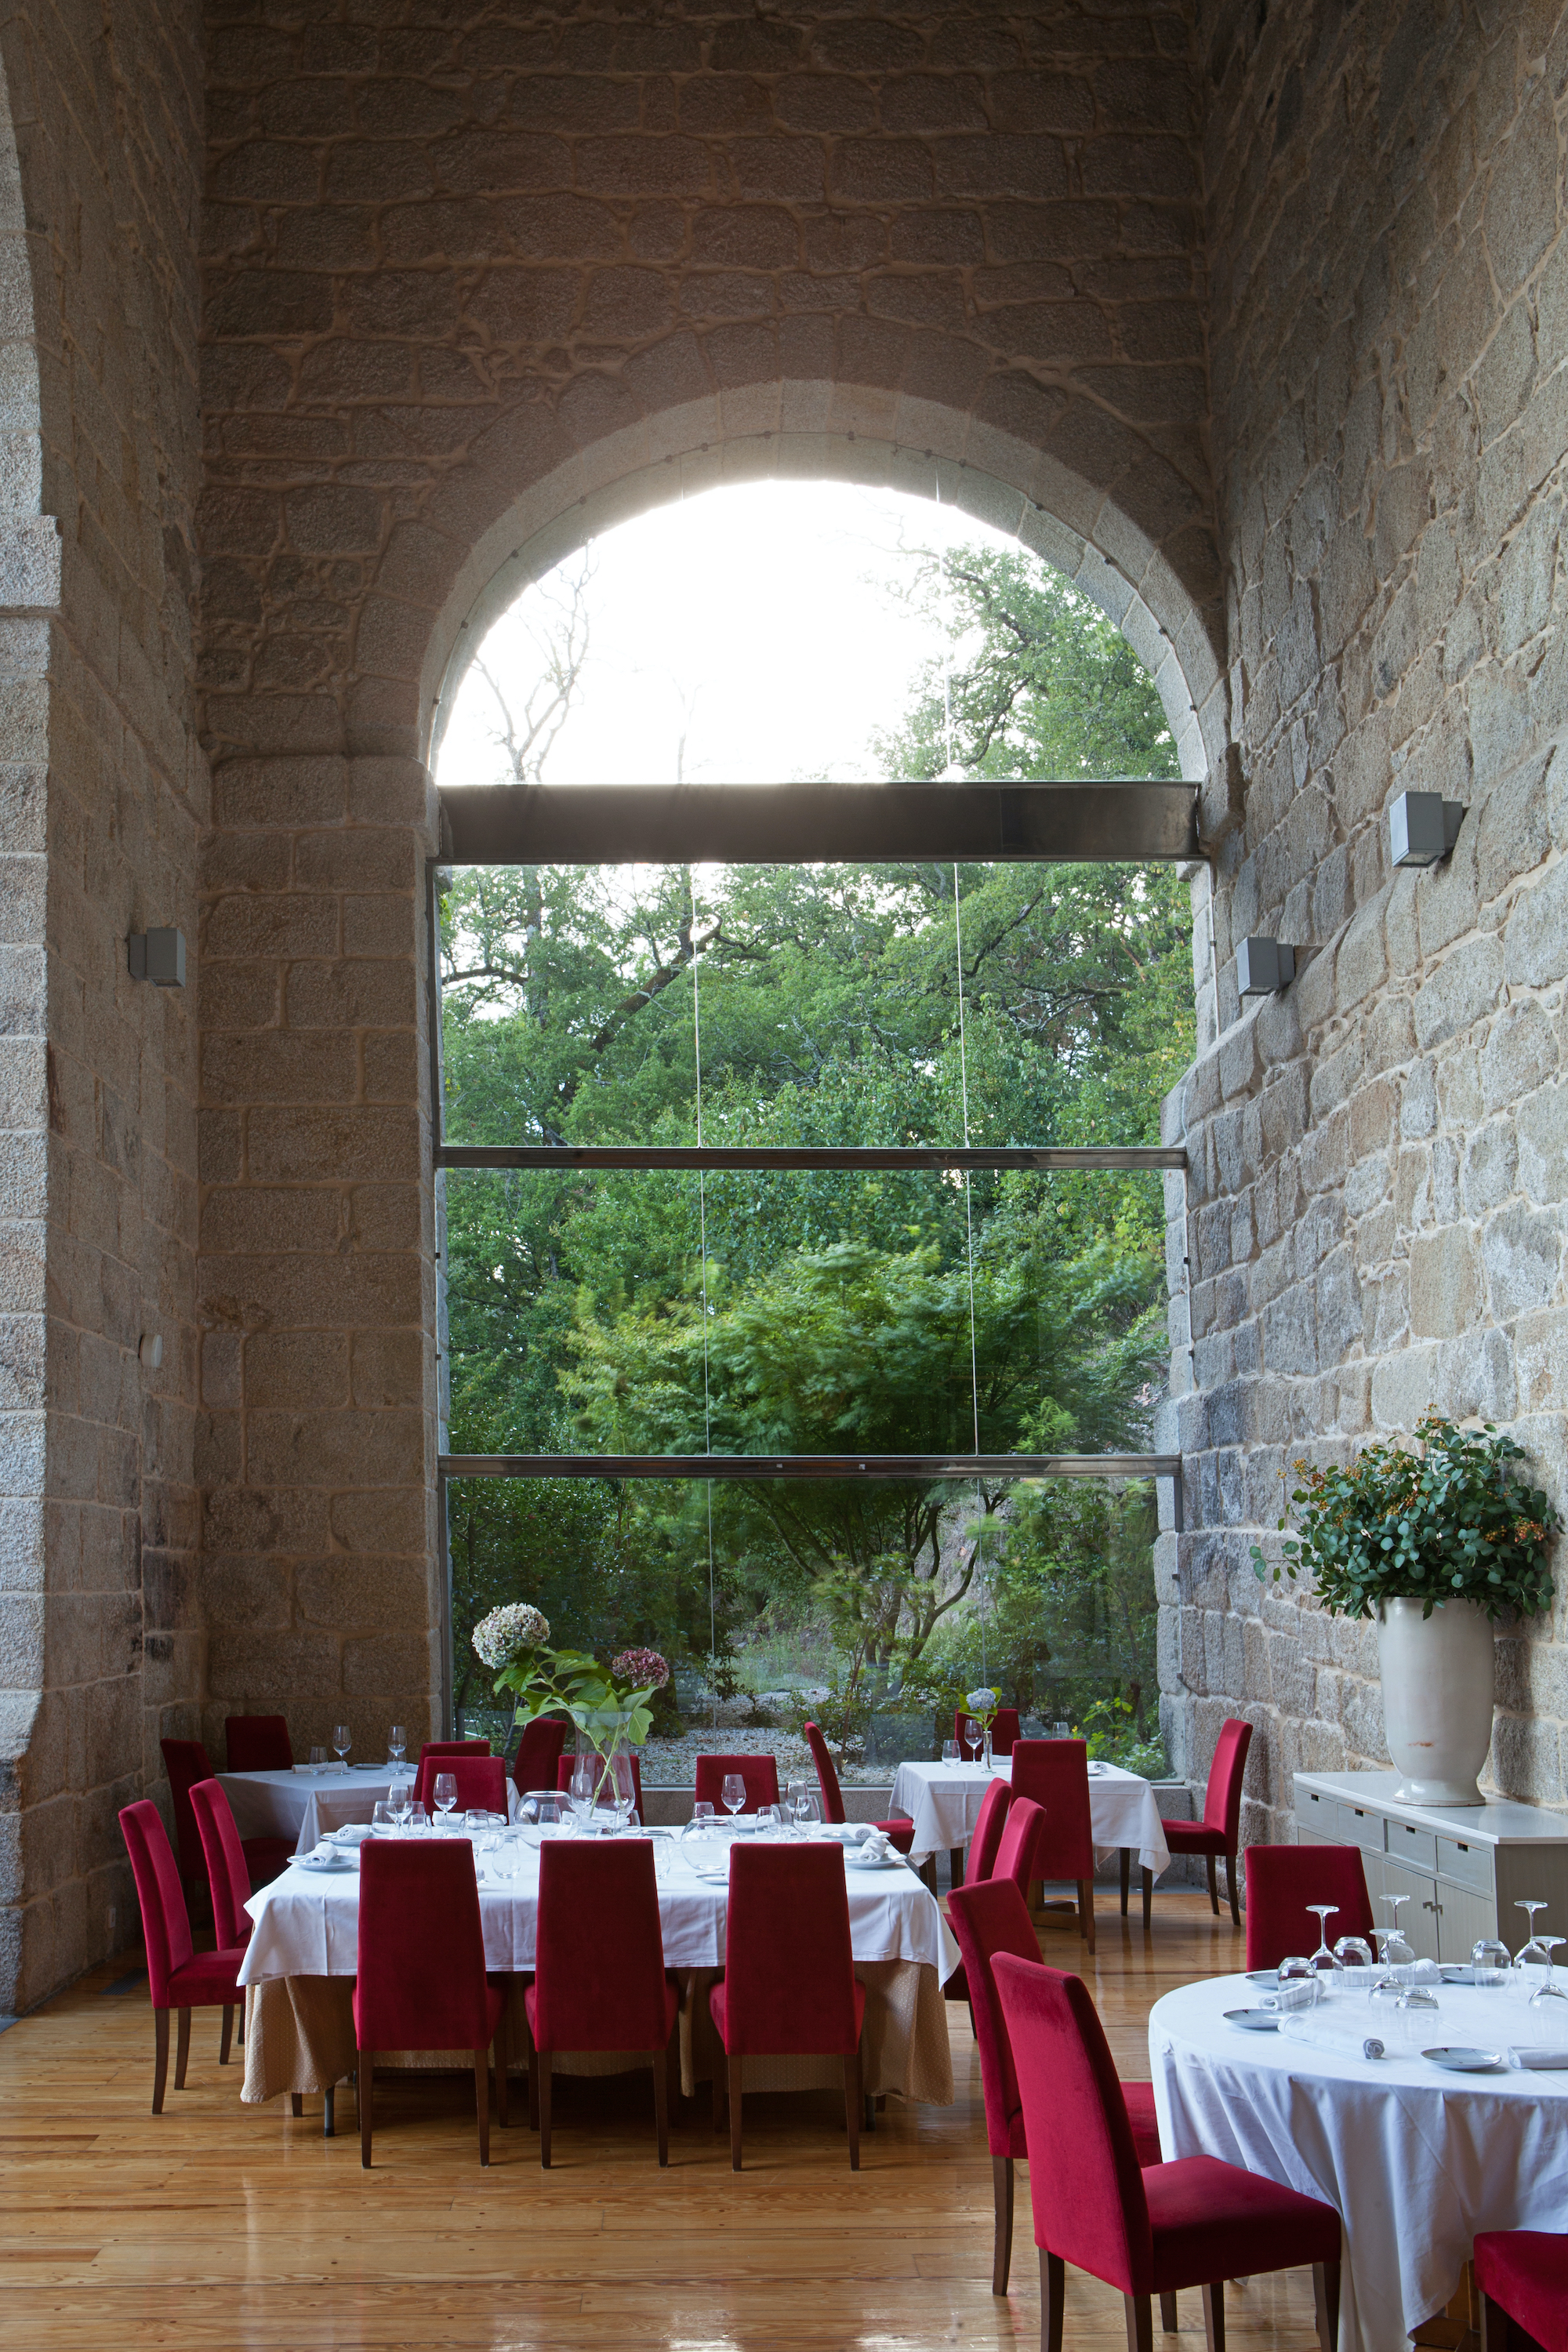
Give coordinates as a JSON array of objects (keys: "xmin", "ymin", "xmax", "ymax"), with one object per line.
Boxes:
[
  {"xmin": 1243, "ymin": 1842, "xmax": 1375, "ymax": 1971},
  {"xmin": 511, "ymin": 1716, "xmax": 568, "ymax": 1795},
  {"xmin": 417, "ymin": 1738, "xmax": 490, "ymax": 1771},
  {"xmin": 413, "ymin": 1754, "xmax": 507, "ymax": 1816},
  {"xmin": 532, "ymin": 1839, "xmax": 672, "ymax": 2051},
  {"xmin": 993, "ymin": 1795, "xmax": 1047, "ymax": 1896},
  {"xmin": 159, "ymin": 1737, "xmax": 213, "ymax": 1879},
  {"xmin": 189, "ymin": 1778, "xmax": 253, "ymax": 1950},
  {"xmin": 120, "ymin": 1799, "xmax": 196, "ymax": 2006},
  {"xmin": 955, "ymin": 1708, "xmax": 1022, "ymax": 1757},
  {"xmin": 993, "ymin": 1953, "xmax": 1153, "ymax": 2295},
  {"xmin": 803, "ymin": 1721, "xmax": 848, "ymax": 1824},
  {"xmin": 554, "ymin": 1751, "xmax": 644, "ymax": 1813},
  {"xmin": 225, "ymin": 1714, "xmax": 292, "ymax": 1771},
  {"xmin": 354, "ymin": 1840, "xmax": 494, "ymax": 2051},
  {"xmin": 694, "ymin": 1754, "xmax": 780, "ymax": 1813},
  {"xmin": 722, "ymin": 1844, "xmax": 861, "ymax": 2056},
  {"xmin": 947, "ymin": 1876, "xmax": 1041, "ymax": 2158},
  {"xmin": 969, "ymin": 1777, "xmax": 1013, "ymax": 1882},
  {"xmin": 1010, "ymin": 1740, "xmax": 1094, "ymax": 1879},
  {"xmin": 1202, "ymin": 1718, "xmax": 1253, "ymax": 1842}
]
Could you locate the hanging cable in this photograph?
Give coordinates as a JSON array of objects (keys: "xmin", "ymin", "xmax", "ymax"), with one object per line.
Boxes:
[
  {"xmin": 690, "ymin": 869, "xmax": 719, "ymax": 1730},
  {"xmin": 953, "ymin": 862, "xmax": 989, "ymax": 1688}
]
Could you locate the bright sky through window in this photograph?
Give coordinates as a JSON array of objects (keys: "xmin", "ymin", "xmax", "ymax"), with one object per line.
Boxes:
[{"xmin": 434, "ymin": 478, "xmax": 1025, "ymax": 790}]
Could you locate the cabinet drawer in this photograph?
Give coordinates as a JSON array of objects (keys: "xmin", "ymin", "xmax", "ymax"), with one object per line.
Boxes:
[
  {"xmin": 1297, "ymin": 1788, "xmax": 1341, "ymax": 1839},
  {"xmin": 1341, "ymin": 1802, "xmax": 1385, "ymax": 1855},
  {"xmin": 1386, "ymin": 1818, "xmax": 1439, "ymax": 1873},
  {"xmin": 1437, "ymin": 1835, "xmax": 1493, "ymax": 1896}
]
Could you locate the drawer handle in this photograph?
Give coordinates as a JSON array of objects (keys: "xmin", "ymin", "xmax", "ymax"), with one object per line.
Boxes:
[{"xmin": 1423, "ymin": 1900, "xmax": 1442, "ymax": 1915}]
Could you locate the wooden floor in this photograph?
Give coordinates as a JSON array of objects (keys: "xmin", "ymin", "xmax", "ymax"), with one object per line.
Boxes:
[{"xmin": 0, "ymin": 1889, "xmax": 1335, "ymax": 2352}]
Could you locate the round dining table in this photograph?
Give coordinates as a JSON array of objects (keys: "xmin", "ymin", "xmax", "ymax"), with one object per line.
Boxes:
[
  {"xmin": 238, "ymin": 1823, "xmax": 960, "ymax": 2117},
  {"xmin": 1149, "ymin": 1972, "xmax": 1568, "ymax": 2352}
]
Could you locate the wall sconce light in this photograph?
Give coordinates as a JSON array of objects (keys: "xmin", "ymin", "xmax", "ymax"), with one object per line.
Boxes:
[
  {"xmin": 1236, "ymin": 937, "xmax": 1295, "ymax": 996},
  {"xmin": 139, "ymin": 1332, "xmax": 162, "ymax": 1370},
  {"xmin": 1389, "ymin": 790, "xmax": 1465, "ymax": 869},
  {"xmin": 128, "ymin": 928, "xmax": 186, "ymax": 986}
]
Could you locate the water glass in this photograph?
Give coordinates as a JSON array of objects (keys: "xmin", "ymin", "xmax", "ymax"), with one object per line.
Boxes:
[
  {"xmin": 536, "ymin": 1794, "xmax": 561, "ymax": 1830},
  {"xmin": 387, "ymin": 1723, "xmax": 406, "ymax": 1765},
  {"xmin": 794, "ymin": 1789, "xmax": 820, "ymax": 1834},
  {"xmin": 406, "ymin": 1802, "xmax": 430, "ymax": 1835},
  {"xmin": 721, "ymin": 1773, "xmax": 747, "ymax": 1819},
  {"xmin": 371, "ymin": 1800, "xmax": 395, "ymax": 1835},
  {"xmin": 332, "ymin": 1723, "xmax": 352, "ymax": 1773},
  {"xmin": 1054, "ymin": 1721, "xmax": 1071, "ymax": 1740},
  {"xmin": 1472, "ymin": 1938, "xmax": 1512, "ymax": 1988},
  {"xmin": 756, "ymin": 1803, "xmax": 781, "ymax": 1838},
  {"xmin": 1396, "ymin": 1984, "xmax": 1441, "ymax": 2051},
  {"xmin": 942, "ymin": 1740, "xmax": 959, "ymax": 1767},
  {"xmin": 463, "ymin": 1808, "xmax": 488, "ymax": 1833},
  {"xmin": 570, "ymin": 1762, "xmax": 598, "ymax": 1828},
  {"xmin": 1332, "ymin": 1936, "xmax": 1374, "ymax": 1983},
  {"xmin": 308, "ymin": 1744, "xmax": 328, "ymax": 1773},
  {"xmin": 433, "ymin": 1770, "xmax": 458, "ymax": 1824},
  {"xmin": 608, "ymin": 1753, "xmax": 636, "ymax": 1828},
  {"xmin": 1275, "ymin": 1955, "xmax": 1319, "ymax": 2009}
]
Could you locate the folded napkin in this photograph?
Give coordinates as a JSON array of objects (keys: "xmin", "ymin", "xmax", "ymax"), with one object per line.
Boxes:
[
  {"xmin": 1507, "ymin": 2045, "xmax": 1568, "ymax": 2070},
  {"xmin": 854, "ymin": 1829, "xmax": 897, "ymax": 1864},
  {"xmin": 1276, "ymin": 2007, "xmax": 1392, "ymax": 2061}
]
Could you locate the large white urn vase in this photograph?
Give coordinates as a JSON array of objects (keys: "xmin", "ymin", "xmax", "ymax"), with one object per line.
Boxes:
[{"xmin": 1375, "ymin": 1595, "xmax": 1495, "ymax": 1806}]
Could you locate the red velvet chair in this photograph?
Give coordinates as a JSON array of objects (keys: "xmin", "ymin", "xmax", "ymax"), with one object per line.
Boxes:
[
  {"xmin": 524, "ymin": 1840, "xmax": 680, "ymax": 2166},
  {"xmin": 413, "ymin": 1752, "xmax": 508, "ymax": 1817},
  {"xmin": 710, "ymin": 1843, "xmax": 867, "ymax": 2170},
  {"xmin": 119, "ymin": 1798, "xmax": 246, "ymax": 2113},
  {"xmin": 804, "ymin": 1720, "xmax": 917, "ymax": 1858},
  {"xmin": 1475, "ymin": 2230, "xmax": 1568, "ymax": 2352},
  {"xmin": 511, "ymin": 1716, "xmax": 569, "ymax": 1798},
  {"xmin": 993, "ymin": 1953, "xmax": 1342, "ymax": 2352},
  {"xmin": 555, "ymin": 1751, "xmax": 644, "ymax": 1813},
  {"xmin": 993, "ymin": 1795, "xmax": 1047, "ymax": 1900},
  {"xmin": 1010, "ymin": 1742, "xmax": 1097, "ymax": 1951},
  {"xmin": 1146, "ymin": 1718, "xmax": 1252, "ymax": 1931},
  {"xmin": 695, "ymin": 1753, "xmax": 781, "ymax": 1814},
  {"xmin": 189, "ymin": 1777, "xmax": 259, "ymax": 1951},
  {"xmin": 1243, "ymin": 1845, "xmax": 1374, "ymax": 1973},
  {"xmin": 225, "ymin": 1714, "xmax": 293, "ymax": 1770},
  {"xmin": 162, "ymin": 1734, "xmax": 291, "ymax": 1904},
  {"xmin": 956, "ymin": 1707, "xmax": 1022, "ymax": 1757},
  {"xmin": 354, "ymin": 1840, "xmax": 509, "ymax": 2167},
  {"xmin": 949, "ymin": 1878, "xmax": 1163, "ymax": 2294},
  {"xmin": 416, "ymin": 1737, "xmax": 491, "ymax": 1772},
  {"xmin": 946, "ymin": 1777, "xmax": 1018, "ymax": 2015}
]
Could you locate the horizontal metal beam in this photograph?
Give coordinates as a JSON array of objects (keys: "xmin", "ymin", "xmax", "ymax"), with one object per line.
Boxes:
[
  {"xmin": 437, "ymin": 1145, "xmax": 1186, "ymax": 1173},
  {"xmin": 438, "ymin": 781, "xmax": 1201, "ymax": 866},
  {"xmin": 441, "ymin": 1452, "xmax": 1179, "ymax": 1481}
]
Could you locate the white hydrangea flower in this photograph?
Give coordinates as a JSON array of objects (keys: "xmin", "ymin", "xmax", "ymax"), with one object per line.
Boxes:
[
  {"xmin": 473, "ymin": 1602, "xmax": 550, "ymax": 1670},
  {"xmin": 965, "ymin": 1686, "xmax": 998, "ymax": 1712}
]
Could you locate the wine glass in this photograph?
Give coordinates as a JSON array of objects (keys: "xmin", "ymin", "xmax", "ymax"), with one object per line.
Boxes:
[
  {"xmin": 332, "ymin": 1722, "xmax": 352, "ymax": 1774},
  {"xmin": 569, "ymin": 1762, "xmax": 597, "ymax": 1829},
  {"xmin": 1307, "ymin": 1905, "xmax": 1341, "ymax": 1979},
  {"xmin": 1472, "ymin": 1938, "xmax": 1512, "ymax": 1988},
  {"xmin": 721, "ymin": 1773, "xmax": 747, "ymax": 1820},
  {"xmin": 433, "ymin": 1770, "xmax": 457, "ymax": 1824},
  {"xmin": 1514, "ymin": 1900, "xmax": 1552, "ymax": 1991},
  {"xmin": 608, "ymin": 1755, "xmax": 635, "ymax": 1830},
  {"xmin": 387, "ymin": 1723, "xmax": 406, "ymax": 1766},
  {"xmin": 390, "ymin": 1782, "xmax": 414, "ymax": 1830},
  {"xmin": 1530, "ymin": 1936, "xmax": 1568, "ymax": 2011},
  {"xmin": 942, "ymin": 1739, "xmax": 959, "ymax": 1768},
  {"xmin": 371, "ymin": 1800, "xmax": 394, "ymax": 1835},
  {"xmin": 1378, "ymin": 1894, "xmax": 1416, "ymax": 1980},
  {"xmin": 961, "ymin": 1717, "xmax": 981, "ymax": 1763},
  {"xmin": 795, "ymin": 1789, "xmax": 819, "ymax": 1835}
]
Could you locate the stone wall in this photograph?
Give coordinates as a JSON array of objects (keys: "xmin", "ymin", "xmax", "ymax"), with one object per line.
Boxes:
[
  {"xmin": 1160, "ymin": 0, "xmax": 1568, "ymax": 1841},
  {"xmin": 0, "ymin": 1, "xmax": 207, "ymax": 2011}
]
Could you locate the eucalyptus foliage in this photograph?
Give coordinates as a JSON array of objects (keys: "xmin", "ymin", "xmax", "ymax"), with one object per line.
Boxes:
[{"xmin": 1250, "ymin": 1416, "xmax": 1560, "ymax": 1621}]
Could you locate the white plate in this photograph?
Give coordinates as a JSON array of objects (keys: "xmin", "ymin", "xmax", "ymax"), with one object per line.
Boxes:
[
  {"xmin": 1423, "ymin": 2047, "xmax": 1504, "ymax": 2072},
  {"xmin": 847, "ymin": 1851, "xmax": 903, "ymax": 1871},
  {"xmin": 1223, "ymin": 2009, "xmax": 1280, "ymax": 2031},
  {"xmin": 1087, "ymin": 1762, "xmax": 1108, "ymax": 1776},
  {"xmin": 296, "ymin": 1852, "xmax": 354, "ymax": 1873}
]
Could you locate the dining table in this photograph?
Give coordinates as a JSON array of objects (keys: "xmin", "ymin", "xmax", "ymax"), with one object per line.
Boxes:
[
  {"xmin": 888, "ymin": 1755, "xmax": 1171, "ymax": 1882},
  {"xmin": 1149, "ymin": 1970, "xmax": 1568, "ymax": 2352},
  {"xmin": 217, "ymin": 1765, "xmax": 525, "ymax": 1854},
  {"xmin": 237, "ymin": 1822, "xmax": 960, "ymax": 2118}
]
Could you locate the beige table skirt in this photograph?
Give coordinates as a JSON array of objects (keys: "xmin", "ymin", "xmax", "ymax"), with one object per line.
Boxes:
[{"xmin": 241, "ymin": 1960, "xmax": 954, "ymax": 2110}]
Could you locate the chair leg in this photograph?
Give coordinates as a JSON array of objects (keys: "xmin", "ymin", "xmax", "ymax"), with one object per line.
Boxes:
[
  {"xmin": 358, "ymin": 2051, "xmax": 373, "ymax": 2169},
  {"xmin": 950, "ymin": 1844, "xmax": 964, "ymax": 1889},
  {"xmin": 1120, "ymin": 1848, "xmax": 1131, "ymax": 1917},
  {"xmin": 919, "ymin": 1856, "xmax": 938, "ymax": 1895},
  {"xmin": 493, "ymin": 2012, "xmax": 509, "ymax": 2129},
  {"xmin": 1079, "ymin": 1880, "xmax": 1096, "ymax": 1954},
  {"xmin": 219, "ymin": 2005, "xmax": 234, "ymax": 2067},
  {"xmin": 1160, "ymin": 2292, "xmax": 1179, "ymax": 2332},
  {"xmin": 1202, "ymin": 2280, "xmax": 1225, "ymax": 2352},
  {"xmin": 290, "ymin": 2092, "xmax": 303, "ymax": 2118},
  {"xmin": 152, "ymin": 2009, "xmax": 170, "ymax": 2114},
  {"xmin": 710, "ymin": 2056, "xmax": 724, "ymax": 2134},
  {"xmin": 538, "ymin": 2050, "xmax": 552, "ymax": 2169},
  {"xmin": 728, "ymin": 2053, "xmax": 744, "ymax": 2171},
  {"xmin": 528, "ymin": 2038, "xmax": 539, "ymax": 2132},
  {"xmin": 1479, "ymin": 2290, "xmax": 1508, "ymax": 2352},
  {"xmin": 1205, "ymin": 1853, "xmax": 1219, "ymax": 1917},
  {"xmin": 473, "ymin": 2048, "xmax": 490, "ymax": 2167},
  {"xmin": 1142, "ymin": 1866, "xmax": 1153, "ymax": 1933},
  {"xmin": 174, "ymin": 2008, "xmax": 191, "ymax": 2091},
  {"xmin": 1226, "ymin": 1847, "xmax": 1242, "ymax": 1928},
  {"xmin": 1312, "ymin": 2260, "xmax": 1341, "ymax": 2352},
  {"xmin": 843, "ymin": 2049, "xmax": 861, "ymax": 2172},
  {"xmin": 1124, "ymin": 2292, "xmax": 1154, "ymax": 2352},
  {"xmin": 1043, "ymin": 2251, "xmax": 1065, "ymax": 2352},
  {"xmin": 992, "ymin": 2154, "xmax": 1014, "ymax": 2295},
  {"xmin": 324, "ymin": 2086, "xmax": 335, "ymax": 2138},
  {"xmin": 652, "ymin": 2047, "xmax": 670, "ymax": 2167}
]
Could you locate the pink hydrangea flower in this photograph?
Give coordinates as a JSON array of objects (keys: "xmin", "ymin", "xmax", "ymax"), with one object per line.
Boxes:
[{"xmin": 612, "ymin": 1646, "xmax": 671, "ymax": 1690}]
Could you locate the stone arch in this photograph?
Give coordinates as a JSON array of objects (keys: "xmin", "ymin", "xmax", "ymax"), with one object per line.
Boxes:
[{"xmin": 393, "ymin": 387, "xmax": 1227, "ymax": 789}]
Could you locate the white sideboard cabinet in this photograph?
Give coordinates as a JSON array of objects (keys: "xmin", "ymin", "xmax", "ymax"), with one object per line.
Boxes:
[{"xmin": 1293, "ymin": 1769, "xmax": 1568, "ymax": 1965}]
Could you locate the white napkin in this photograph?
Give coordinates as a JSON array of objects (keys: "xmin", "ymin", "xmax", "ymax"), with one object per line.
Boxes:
[
  {"xmin": 1276, "ymin": 2007, "xmax": 1393, "ymax": 2061},
  {"xmin": 854, "ymin": 1829, "xmax": 896, "ymax": 1864},
  {"xmin": 1507, "ymin": 2045, "xmax": 1568, "ymax": 2070}
]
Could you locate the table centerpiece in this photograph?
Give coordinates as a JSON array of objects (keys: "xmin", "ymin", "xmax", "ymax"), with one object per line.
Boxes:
[{"xmin": 473, "ymin": 1604, "xmax": 670, "ymax": 1813}]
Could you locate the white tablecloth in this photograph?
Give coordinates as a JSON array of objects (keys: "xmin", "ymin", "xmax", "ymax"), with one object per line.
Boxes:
[
  {"xmin": 889, "ymin": 1758, "xmax": 1171, "ymax": 1876},
  {"xmin": 1149, "ymin": 1973, "xmax": 1568, "ymax": 2352},
  {"xmin": 240, "ymin": 1828, "xmax": 961, "ymax": 1985},
  {"xmin": 218, "ymin": 1767, "xmax": 521, "ymax": 1854}
]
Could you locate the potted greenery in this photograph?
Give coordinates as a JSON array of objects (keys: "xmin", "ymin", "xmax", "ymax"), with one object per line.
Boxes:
[
  {"xmin": 473, "ymin": 1602, "xmax": 670, "ymax": 1811},
  {"xmin": 1253, "ymin": 1416, "xmax": 1559, "ymax": 1806}
]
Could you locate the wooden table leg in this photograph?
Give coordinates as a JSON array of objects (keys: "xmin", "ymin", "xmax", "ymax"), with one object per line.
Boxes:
[{"xmin": 1120, "ymin": 1848, "xmax": 1131, "ymax": 1916}]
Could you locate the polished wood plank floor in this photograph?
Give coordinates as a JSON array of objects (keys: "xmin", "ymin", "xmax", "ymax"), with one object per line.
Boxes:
[{"xmin": 0, "ymin": 1890, "xmax": 1334, "ymax": 2350}]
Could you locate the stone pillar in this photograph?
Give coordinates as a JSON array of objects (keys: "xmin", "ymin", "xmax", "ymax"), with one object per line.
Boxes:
[{"xmin": 196, "ymin": 754, "xmax": 442, "ymax": 1762}]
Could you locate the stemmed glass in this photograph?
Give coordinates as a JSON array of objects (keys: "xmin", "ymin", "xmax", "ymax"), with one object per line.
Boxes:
[
  {"xmin": 389, "ymin": 1783, "xmax": 413, "ymax": 1831},
  {"xmin": 1529, "ymin": 1936, "xmax": 1568, "ymax": 2013},
  {"xmin": 332, "ymin": 1723, "xmax": 352, "ymax": 1774},
  {"xmin": 608, "ymin": 1754, "xmax": 635, "ymax": 1831},
  {"xmin": 1378, "ymin": 1895, "xmax": 1416, "ymax": 1980},
  {"xmin": 432, "ymin": 1770, "xmax": 457, "ymax": 1825},
  {"xmin": 1307, "ymin": 1905, "xmax": 1341, "ymax": 1980},
  {"xmin": 961, "ymin": 1718, "xmax": 981, "ymax": 1764},
  {"xmin": 794, "ymin": 1789, "xmax": 819, "ymax": 1835},
  {"xmin": 1514, "ymin": 1900, "xmax": 1552, "ymax": 1994},
  {"xmin": 387, "ymin": 1723, "xmax": 406, "ymax": 1766},
  {"xmin": 721, "ymin": 1773, "xmax": 747, "ymax": 1820},
  {"xmin": 569, "ymin": 1762, "xmax": 597, "ymax": 1831}
]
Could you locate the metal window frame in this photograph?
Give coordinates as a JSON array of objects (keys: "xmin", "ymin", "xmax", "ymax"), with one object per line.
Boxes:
[{"xmin": 430, "ymin": 779, "xmax": 1192, "ymax": 1690}]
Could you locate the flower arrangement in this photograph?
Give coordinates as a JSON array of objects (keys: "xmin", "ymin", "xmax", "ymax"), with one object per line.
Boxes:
[
  {"xmin": 611, "ymin": 1647, "xmax": 671, "ymax": 1691},
  {"xmin": 472, "ymin": 1602, "xmax": 550, "ymax": 1671},
  {"xmin": 472, "ymin": 1610, "xmax": 672, "ymax": 1808},
  {"xmin": 1250, "ymin": 1415, "xmax": 1559, "ymax": 1622},
  {"xmin": 964, "ymin": 1686, "xmax": 999, "ymax": 1733}
]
